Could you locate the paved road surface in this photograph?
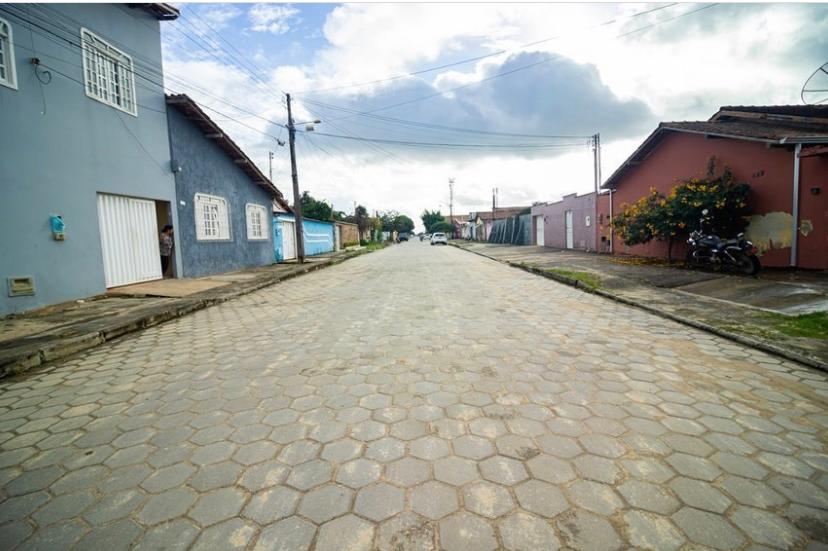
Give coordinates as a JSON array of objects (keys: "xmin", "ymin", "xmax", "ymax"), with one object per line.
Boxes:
[{"xmin": 1, "ymin": 242, "xmax": 827, "ymax": 550}]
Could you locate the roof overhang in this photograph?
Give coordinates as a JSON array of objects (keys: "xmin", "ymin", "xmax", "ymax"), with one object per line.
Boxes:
[
  {"xmin": 602, "ymin": 124, "xmax": 828, "ymax": 190},
  {"xmin": 166, "ymin": 94, "xmax": 291, "ymax": 212},
  {"xmin": 130, "ymin": 3, "xmax": 180, "ymax": 21}
]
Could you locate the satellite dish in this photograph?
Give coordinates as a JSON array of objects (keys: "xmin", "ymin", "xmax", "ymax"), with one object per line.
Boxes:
[{"xmin": 801, "ymin": 61, "xmax": 828, "ymax": 105}]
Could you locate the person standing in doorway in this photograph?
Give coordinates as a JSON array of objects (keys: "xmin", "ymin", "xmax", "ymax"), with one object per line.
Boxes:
[{"xmin": 160, "ymin": 225, "xmax": 174, "ymax": 277}]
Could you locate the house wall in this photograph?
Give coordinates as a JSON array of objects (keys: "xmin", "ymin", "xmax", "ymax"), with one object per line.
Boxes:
[
  {"xmin": 166, "ymin": 108, "xmax": 274, "ymax": 278},
  {"xmin": 596, "ymin": 192, "xmax": 612, "ymax": 253},
  {"xmin": 274, "ymin": 215, "xmax": 335, "ymax": 260},
  {"xmin": 336, "ymin": 222, "xmax": 359, "ymax": 245},
  {"xmin": 531, "ymin": 193, "xmax": 596, "ymax": 250},
  {"xmin": 0, "ymin": 5, "xmax": 180, "ymax": 315},
  {"xmin": 608, "ymin": 132, "xmax": 828, "ymax": 269}
]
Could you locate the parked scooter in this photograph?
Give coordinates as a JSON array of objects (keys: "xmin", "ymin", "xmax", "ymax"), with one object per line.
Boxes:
[{"xmin": 685, "ymin": 209, "xmax": 761, "ymax": 275}]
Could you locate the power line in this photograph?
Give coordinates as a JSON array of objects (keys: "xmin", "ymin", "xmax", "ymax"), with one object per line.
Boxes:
[
  {"xmin": 305, "ymin": 3, "xmax": 720, "ymax": 120},
  {"xmin": 298, "ymin": 2, "xmax": 679, "ymax": 95},
  {"xmin": 1, "ymin": 5, "xmax": 284, "ymax": 126},
  {"xmin": 303, "ymin": 131, "xmax": 592, "ymax": 150},
  {"xmin": 301, "ymin": 98, "xmax": 592, "ymax": 139}
]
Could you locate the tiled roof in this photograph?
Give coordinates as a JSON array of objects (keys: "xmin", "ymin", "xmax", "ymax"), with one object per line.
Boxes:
[
  {"xmin": 166, "ymin": 94, "xmax": 291, "ymax": 212},
  {"xmin": 603, "ymin": 107, "xmax": 828, "ymax": 190},
  {"xmin": 661, "ymin": 120, "xmax": 828, "ymax": 142},
  {"xmin": 714, "ymin": 105, "xmax": 828, "ymax": 120}
]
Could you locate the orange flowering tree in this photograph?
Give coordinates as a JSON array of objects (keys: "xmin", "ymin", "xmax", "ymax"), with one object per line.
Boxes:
[{"xmin": 612, "ymin": 168, "xmax": 751, "ymax": 261}]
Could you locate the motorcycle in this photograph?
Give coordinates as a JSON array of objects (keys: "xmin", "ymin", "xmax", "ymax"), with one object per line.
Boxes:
[{"xmin": 685, "ymin": 209, "xmax": 761, "ymax": 275}]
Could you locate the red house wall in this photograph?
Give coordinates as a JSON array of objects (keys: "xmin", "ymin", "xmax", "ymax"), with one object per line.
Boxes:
[{"xmin": 609, "ymin": 132, "xmax": 828, "ymax": 269}]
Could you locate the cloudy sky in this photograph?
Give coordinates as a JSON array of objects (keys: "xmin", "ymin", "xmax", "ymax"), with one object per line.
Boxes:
[{"xmin": 161, "ymin": 2, "xmax": 828, "ymax": 230}]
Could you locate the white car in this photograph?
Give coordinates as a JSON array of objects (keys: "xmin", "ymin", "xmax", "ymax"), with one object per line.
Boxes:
[{"xmin": 430, "ymin": 232, "xmax": 448, "ymax": 245}]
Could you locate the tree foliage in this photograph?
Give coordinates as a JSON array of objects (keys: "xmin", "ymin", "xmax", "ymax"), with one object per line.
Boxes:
[
  {"xmin": 379, "ymin": 211, "xmax": 415, "ymax": 234},
  {"xmin": 612, "ymin": 165, "xmax": 751, "ymax": 260},
  {"xmin": 429, "ymin": 221, "xmax": 454, "ymax": 234},
  {"xmin": 421, "ymin": 210, "xmax": 444, "ymax": 233},
  {"xmin": 299, "ymin": 191, "xmax": 333, "ymax": 221}
]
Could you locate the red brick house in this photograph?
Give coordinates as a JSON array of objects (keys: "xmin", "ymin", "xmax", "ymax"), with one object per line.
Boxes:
[{"xmin": 601, "ymin": 106, "xmax": 828, "ymax": 269}]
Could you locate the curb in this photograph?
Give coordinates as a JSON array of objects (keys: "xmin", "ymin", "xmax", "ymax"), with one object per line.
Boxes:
[
  {"xmin": 0, "ymin": 248, "xmax": 376, "ymax": 379},
  {"xmin": 450, "ymin": 242, "xmax": 827, "ymax": 372}
]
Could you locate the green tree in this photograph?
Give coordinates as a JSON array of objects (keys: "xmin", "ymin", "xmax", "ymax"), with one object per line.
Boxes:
[
  {"xmin": 299, "ymin": 191, "xmax": 333, "ymax": 221},
  {"xmin": 421, "ymin": 209, "xmax": 444, "ymax": 233},
  {"xmin": 378, "ymin": 211, "xmax": 415, "ymax": 236},
  {"xmin": 429, "ymin": 221, "xmax": 454, "ymax": 234},
  {"xmin": 394, "ymin": 214, "xmax": 415, "ymax": 234},
  {"xmin": 612, "ymin": 164, "xmax": 751, "ymax": 261}
]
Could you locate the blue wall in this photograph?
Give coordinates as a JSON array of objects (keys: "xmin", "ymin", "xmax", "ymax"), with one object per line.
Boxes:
[
  {"xmin": 0, "ymin": 5, "xmax": 180, "ymax": 315},
  {"xmin": 273, "ymin": 215, "xmax": 334, "ymax": 260},
  {"xmin": 166, "ymin": 108, "xmax": 275, "ymax": 278}
]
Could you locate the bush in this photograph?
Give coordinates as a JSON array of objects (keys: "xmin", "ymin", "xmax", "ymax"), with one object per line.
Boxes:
[
  {"xmin": 612, "ymin": 163, "xmax": 750, "ymax": 260},
  {"xmin": 359, "ymin": 239, "xmax": 369, "ymax": 246}
]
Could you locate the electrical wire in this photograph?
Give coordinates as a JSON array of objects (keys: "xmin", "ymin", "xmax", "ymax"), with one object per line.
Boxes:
[
  {"xmin": 298, "ymin": 2, "xmax": 679, "ymax": 95},
  {"xmin": 303, "ymin": 3, "xmax": 720, "ymax": 120},
  {"xmin": 1, "ymin": 5, "xmax": 284, "ymax": 125}
]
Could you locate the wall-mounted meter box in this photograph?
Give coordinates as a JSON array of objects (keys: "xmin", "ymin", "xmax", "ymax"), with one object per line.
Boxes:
[{"xmin": 50, "ymin": 215, "xmax": 65, "ymax": 241}]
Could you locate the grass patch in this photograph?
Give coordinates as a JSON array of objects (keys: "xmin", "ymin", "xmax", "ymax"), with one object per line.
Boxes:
[
  {"xmin": 607, "ymin": 256, "xmax": 683, "ymax": 268},
  {"xmin": 364, "ymin": 242, "xmax": 387, "ymax": 251},
  {"xmin": 764, "ymin": 312, "xmax": 828, "ymax": 339},
  {"xmin": 545, "ymin": 268, "xmax": 602, "ymax": 290}
]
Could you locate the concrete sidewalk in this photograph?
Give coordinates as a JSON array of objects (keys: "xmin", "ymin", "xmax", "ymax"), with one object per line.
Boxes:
[
  {"xmin": 0, "ymin": 248, "xmax": 374, "ymax": 378},
  {"xmin": 452, "ymin": 241, "xmax": 828, "ymax": 370}
]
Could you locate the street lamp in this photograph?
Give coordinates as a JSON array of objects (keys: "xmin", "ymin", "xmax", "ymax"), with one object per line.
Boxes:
[{"xmin": 285, "ymin": 92, "xmax": 322, "ymax": 263}]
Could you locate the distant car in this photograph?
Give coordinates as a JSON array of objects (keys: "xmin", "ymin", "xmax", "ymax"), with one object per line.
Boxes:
[
  {"xmin": 398, "ymin": 233, "xmax": 409, "ymax": 242},
  {"xmin": 431, "ymin": 232, "xmax": 448, "ymax": 245}
]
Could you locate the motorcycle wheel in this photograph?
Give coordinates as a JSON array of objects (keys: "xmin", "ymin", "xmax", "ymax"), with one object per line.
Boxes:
[
  {"xmin": 734, "ymin": 253, "xmax": 761, "ymax": 276},
  {"xmin": 685, "ymin": 250, "xmax": 704, "ymax": 270}
]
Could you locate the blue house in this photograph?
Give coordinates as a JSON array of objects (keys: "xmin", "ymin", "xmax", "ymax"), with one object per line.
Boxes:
[
  {"xmin": 273, "ymin": 214, "xmax": 336, "ymax": 261},
  {"xmin": 166, "ymin": 94, "xmax": 291, "ymax": 277},
  {"xmin": 0, "ymin": 4, "xmax": 181, "ymax": 315}
]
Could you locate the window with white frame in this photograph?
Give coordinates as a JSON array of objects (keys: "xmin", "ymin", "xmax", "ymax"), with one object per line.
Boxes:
[
  {"xmin": 195, "ymin": 193, "xmax": 231, "ymax": 241},
  {"xmin": 80, "ymin": 28, "xmax": 137, "ymax": 115},
  {"xmin": 246, "ymin": 203, "xmax": 268, "ymax": 240},
  {"xmin": 0, "ymin": 17, "xmax": 17, "ymax": 89}
]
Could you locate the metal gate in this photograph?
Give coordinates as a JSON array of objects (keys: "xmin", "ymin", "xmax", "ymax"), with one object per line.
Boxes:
[
  {"xmin": 282, "ymin": 220, "xmax": 297, "ymax": 260},
  {"xmin": 97, "ymin": 193, "xmax": 162, "ymax": 288},
  {"xmin": 535, "ymin": 216, "xmax": 544, "ymax": 246}
]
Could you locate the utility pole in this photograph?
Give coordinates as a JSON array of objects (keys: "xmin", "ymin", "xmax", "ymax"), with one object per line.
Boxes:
[
  {"xmin": 286, "ymin": 93, "xmax": 305, "ymax": 263},
  {"xmin": 448, "ymin": 178, "xmax": 454, "ymax": 238},
  {"xmin": 268, "ymin": 151, "xmax": 274, "ymax": 182},
  {"xmin": 592, "ymin": 133, "xmax": 604, "ymax": 252}
]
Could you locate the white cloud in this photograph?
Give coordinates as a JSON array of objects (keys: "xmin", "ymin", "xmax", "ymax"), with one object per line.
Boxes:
[
  {"xmin": 160, "ymin": 2, "xmax": 828, "ymax": 230},
  {"xmin": 249, "ymin": 4, "xmax": 300, "ymax": 35},
  {"xmin": 198, "ymin": 5, "xmax": 241, "ymax": 30}
]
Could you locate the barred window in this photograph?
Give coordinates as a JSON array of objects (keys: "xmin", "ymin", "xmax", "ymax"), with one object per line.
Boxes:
[
  {"xmin": 246, "ymin": 203, "xmax": 268, "ymax": 240},
  {"xmin": 195, "ymin": 193, "xmax": 230, "ymax": 241},
  {"xmin": 0, "ymin": 18, "xmax": 17, "ymax": 89},
  {"xmin": 81, "ymin": 28, "xmax": 137, "ymax": 115}
]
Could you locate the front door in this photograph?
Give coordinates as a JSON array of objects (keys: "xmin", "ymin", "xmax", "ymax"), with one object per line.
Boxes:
[
  {"xmin": 282, "ymin": 221, "xmax": 297, "ymax": 260},
  {"xmin": 535, "ymin": 216, "xmax": 544, "ymax": 246},
  {"xmin": 565, "ymin": 211, "xmax": 574, "ymax": 249},
  {"xmin": 97, "ymin": 193, "xmax": 162, "ymax": 287}
]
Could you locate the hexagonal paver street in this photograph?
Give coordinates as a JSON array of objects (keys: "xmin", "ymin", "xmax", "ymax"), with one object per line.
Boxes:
[{"xmin": 1, "ymin": 242, "xmax": 828, "ymax": 550}]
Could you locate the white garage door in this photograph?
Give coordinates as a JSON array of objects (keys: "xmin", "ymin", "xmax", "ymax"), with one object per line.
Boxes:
[
  {"xmin": 97, "ymin": 193, "xmax": 162, "ymax": 288},
  {"xmin": 535, "ymin": 216, "xmax": 544, "ymax": 246}
]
